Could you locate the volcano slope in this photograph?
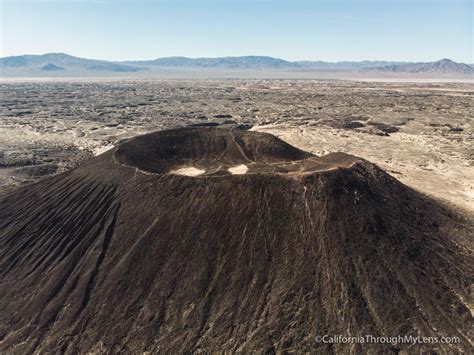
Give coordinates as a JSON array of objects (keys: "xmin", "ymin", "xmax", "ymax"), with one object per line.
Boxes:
[{"xmin": 0, "ymin": 127, "xmax": 472, "ymax": 353}]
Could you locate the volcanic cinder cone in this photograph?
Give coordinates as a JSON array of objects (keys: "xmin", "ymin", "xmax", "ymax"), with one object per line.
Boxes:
[{"xmin": 0, "ymin": 128, "xmax": 472, "ymax": 353}]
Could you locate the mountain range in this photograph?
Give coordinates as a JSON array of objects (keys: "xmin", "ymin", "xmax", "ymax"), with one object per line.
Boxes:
[
  {"xmin": 377, "ymin": 58, "xmax": 473, "ymax": 74},
  {"xmin": 0, "ymin": 53, "xmax": 142, "ymax": 74},
  {"xmin": 0, "ymin": 53, "xmax": 472, "ymax": 76}
]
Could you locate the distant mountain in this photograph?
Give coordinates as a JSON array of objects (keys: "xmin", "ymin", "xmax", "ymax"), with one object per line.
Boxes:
[
  {"xmin": 124, "ymin": 57, "xmax": 473, "ymax": 73},
  {"xmin": 41, "ymin": 63, "xmax": 65, "ymax": 71},
  {"xmin": 0, "ymin": 53, "xmax": 143, "ymax": 73},
  {"xmin": 294, "ymin": 60, "xmax": 407, "ymax": 69},
  {"xmin": 376, "ymin": 58, "xmax": 473, "ymax": 74},
  {"xmin": 124, "ymin": 57, "xmax": 406, "ymax": 70},
  {"xmin": 1, "ymin": 53, "xmax": 472, "ymax": 76},
  {"xmin": 124, "ymin": 55, "xmax": 299, "ymax": 69}
]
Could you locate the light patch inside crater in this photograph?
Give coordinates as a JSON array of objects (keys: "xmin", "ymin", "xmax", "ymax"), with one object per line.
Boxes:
[
  {"xmin": 228, "ymin": 164, "xmax": 249, "ymax": 175},
  {"xmin": 170, "ymin": 166, "xmax": 205, "ymax": 176}
]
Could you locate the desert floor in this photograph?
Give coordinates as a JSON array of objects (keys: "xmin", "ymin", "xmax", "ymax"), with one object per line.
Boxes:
[{"xmin": 1, "ymin": 79, "xmax": 472, "ymax": 213}]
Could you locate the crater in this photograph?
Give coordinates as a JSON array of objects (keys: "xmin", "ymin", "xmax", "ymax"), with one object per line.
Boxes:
[{"xmin": 115, "ymin": 127, "xmax": 360, "ymax": 177}]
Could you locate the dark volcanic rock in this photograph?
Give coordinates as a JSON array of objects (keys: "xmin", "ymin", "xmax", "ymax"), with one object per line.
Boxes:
[
  {"xmin": 342, "ymin": 121, "xmax": 365, "ymax": 129},
  {"xmin": 213, "ymin": 114, "xmax": 233, "ymax": 118},
  {"xmin": 188, "ymin": 120, "xmax": 253, "ymax": 130},
  {"xmin": 235, "ymin": 123, "xmax": 253, "ymax": 130},
  {"xmin": 367, "ymin": 122, "xmax": 400, "ymax": 134},
  {"xmin": 188, "ymin": 122, "xmax": 221, "ymax": 127},
  {"xmin": 12, "ymin": 163, "xmax": 58, "ymax": 178},
  {"xmin": 0, "ymin": 128, "xmax": 472, "ymax": 353}
]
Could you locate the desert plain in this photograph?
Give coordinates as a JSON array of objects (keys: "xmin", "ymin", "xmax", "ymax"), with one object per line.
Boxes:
[{"xmin": 0, "ymin": 79, "xmax": 472, "ymax": 213}]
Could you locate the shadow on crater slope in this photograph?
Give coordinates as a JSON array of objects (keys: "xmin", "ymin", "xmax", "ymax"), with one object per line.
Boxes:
[{"xmin": 0, "ymin": 127, "xmax": 472, "ymax": 353}]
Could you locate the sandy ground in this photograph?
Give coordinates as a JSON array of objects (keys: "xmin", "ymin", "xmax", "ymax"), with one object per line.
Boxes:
[
  {"xmin": 228, "ymin": 164, "xmax": 249, "ymax": 175},
  {"xmin": 170, "ymin": 166, "xmax": 206, "ymax": 176}
]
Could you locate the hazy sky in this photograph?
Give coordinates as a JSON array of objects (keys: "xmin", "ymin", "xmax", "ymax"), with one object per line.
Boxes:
[{"xmin": 0, "ymin": 0, "xmax": 472, "ymax": 62}]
